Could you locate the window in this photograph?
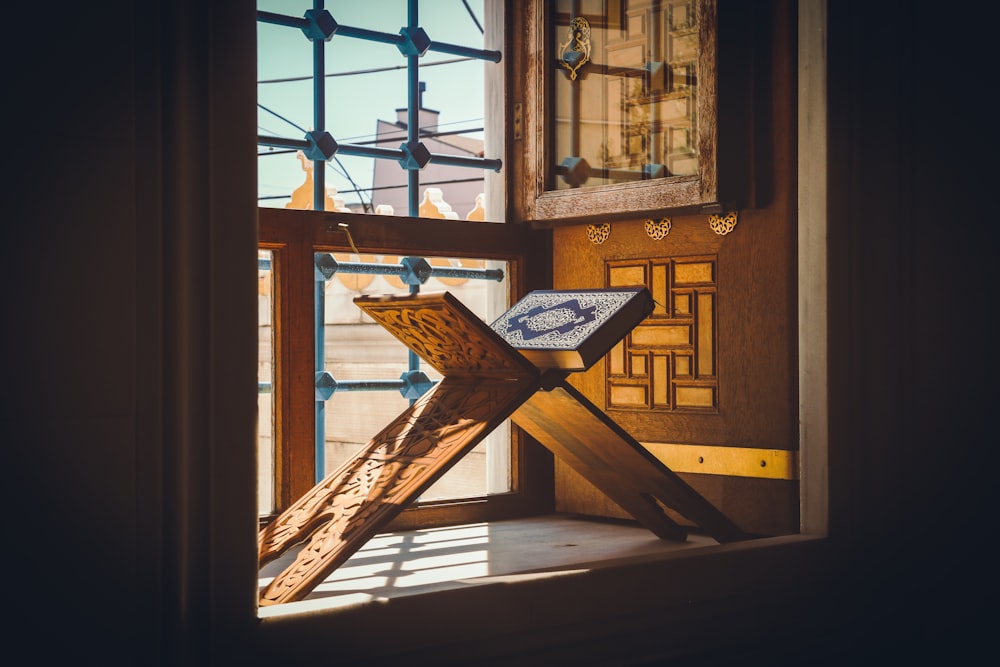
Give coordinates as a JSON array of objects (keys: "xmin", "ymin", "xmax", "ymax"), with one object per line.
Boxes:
[
  {"xmin": 256, "ymin": 1, "xmax": 552, "ymax": 527},
  {"xmin": 513, "ymin": 0, "xmax": 754, "ymax": 224},
  {"xmin": 249, "ymin": 0, "xmax": 828, "ymax": 618}
]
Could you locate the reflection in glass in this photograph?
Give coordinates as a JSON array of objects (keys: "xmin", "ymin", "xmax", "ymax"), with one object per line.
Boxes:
[{"xmin": 551, "ymin": 0, "xmax": 699, "ymax": 190}]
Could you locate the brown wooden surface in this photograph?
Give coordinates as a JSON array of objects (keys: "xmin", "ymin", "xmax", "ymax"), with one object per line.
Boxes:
[
  {"xmin": 258, "ymin": 206, "xmax": 542, "ymax": 260},
  {"xmin": 259, "ymin": 239, "xmax": 317, "ymax": 507},
  {"xmin": 512, "ymin": 383, "xmax": 748, "ymax": 543}
]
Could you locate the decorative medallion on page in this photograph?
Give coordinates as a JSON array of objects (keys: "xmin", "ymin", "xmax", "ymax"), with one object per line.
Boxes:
[{"xmin": 605, "ymin": 257, "xmax": 718, "ymax": 412}]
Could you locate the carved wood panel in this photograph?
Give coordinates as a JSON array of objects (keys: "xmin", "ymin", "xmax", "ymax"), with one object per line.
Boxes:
[{"xmin": 606, "ymin": 256, "xmax": 718, "ymax": 412}]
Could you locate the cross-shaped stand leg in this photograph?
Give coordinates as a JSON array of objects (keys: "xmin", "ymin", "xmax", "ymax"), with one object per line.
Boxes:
[{"xmin": 258, "ymin": 292, "xmax": 749, "ymax": 606}]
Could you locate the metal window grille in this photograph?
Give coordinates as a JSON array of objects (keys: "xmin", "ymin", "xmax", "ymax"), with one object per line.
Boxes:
[{"xmin": 257, "ymin": 1, "xmax": 503, "ymax": 480}]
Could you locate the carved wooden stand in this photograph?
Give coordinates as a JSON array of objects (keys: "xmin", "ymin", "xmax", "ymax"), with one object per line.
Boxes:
[{"xmin": 258, "ymin": 292, "xmax": 748, "ymax": 606}]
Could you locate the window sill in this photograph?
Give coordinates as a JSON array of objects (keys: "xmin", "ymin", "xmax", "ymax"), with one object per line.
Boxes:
[
  {"xmin": 253, "ymin": 513, "xmax": 830, "ymax": 664},
  {"xmin": 258, "ymin": 512, "xmax": 828, "ymax": 615}
]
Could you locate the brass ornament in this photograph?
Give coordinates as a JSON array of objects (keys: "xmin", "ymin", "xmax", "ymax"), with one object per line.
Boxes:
[
  {"xmin": 586, "ymin": 222, "xmax": 611, "ymax": 244},
  {"xmin": 644, "ymin": 218, "xmax": 672, "ymax": 240},
  {"xmin": 558, "ymin": 17, "xmax": 592, "ymax": 81},
  {"xmin": 708, "ymin": 212, "xmax": 738, "ymax": 236}
]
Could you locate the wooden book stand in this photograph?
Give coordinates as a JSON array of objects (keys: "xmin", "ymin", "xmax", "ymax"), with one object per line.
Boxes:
[{"xmin": 258, "ymin": 291, "xmax": 747, "ymax": 606}]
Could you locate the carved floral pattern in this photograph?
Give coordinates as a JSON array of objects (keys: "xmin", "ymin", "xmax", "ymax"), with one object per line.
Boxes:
[
  {"xmin": 357, "ymin": 294, "xmax": 536, "ymax": 378},
  {"xmin": 644, "ymin": 217, "xmax": 672, "ymax": 240},
  {"xmin": 708, "ymin": 212, "xmax": 738, "ymax": 236},
  {"xmin": 587, "ymin": 223, "xmax": 611, "ymax": 244}
]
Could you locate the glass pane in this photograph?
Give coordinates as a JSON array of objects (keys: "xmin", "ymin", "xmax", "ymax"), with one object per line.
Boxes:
[
  {"xmin": 550, "ymin": 0, "xmax": 699, "ymax": 190},
  {"xmin": 317, "ymin": 253, "xmax": 511, "ymax": 500},
  {"xmin": 258, "ymin": 249, "xmax": 275, "ymax": 515},
  {"xmin": 257, "ymin": 0, "xmax": 490, "ymax": 219}
]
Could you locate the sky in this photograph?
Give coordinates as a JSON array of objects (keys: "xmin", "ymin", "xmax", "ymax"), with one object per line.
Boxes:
[{"xmin": 256, "ymin": 0, "xmax": 489, "ymax": 210}]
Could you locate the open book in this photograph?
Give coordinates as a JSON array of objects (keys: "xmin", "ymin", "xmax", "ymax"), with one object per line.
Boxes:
[{"xmin": 490, "ymin": 287, "xmax": 654, "ymax": 371}]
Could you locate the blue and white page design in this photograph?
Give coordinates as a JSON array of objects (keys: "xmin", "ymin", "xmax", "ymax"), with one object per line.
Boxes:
[{"xmin": 490, "ymin": 290, "xmax": 637, "ymax": 351}]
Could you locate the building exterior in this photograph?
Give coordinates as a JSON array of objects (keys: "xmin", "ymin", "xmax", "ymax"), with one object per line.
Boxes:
[{"xmin": 370, "ymin": 99, "xmax": 487, "ymax": 220}]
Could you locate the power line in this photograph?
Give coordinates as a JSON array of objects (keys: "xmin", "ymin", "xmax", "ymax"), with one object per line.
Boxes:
[
  {"xmin": 257, "ymin": 103, "xmax": 307, "ymax": 134},
  {"xmin": 258, "ymin": 122, "xmax": 485, "ymax": 155},
  {"xmin": 258, "ymin": 103, "xmax": 483, "ymax": 143},
  {"xmin": 257, "ymin": 57, "xmax": 473, "ymax": 86},
  {"xmin": 330, "ymin": 157, "xmax": 372, "ymax": 213},
  {"xmin": 257, "ymin": 104, "xmax": 373, "ymax": 209},
  {"xmin": 462, "ymin": 1, "xmax": 484, "ymax": 34},
  {"xmin": 257, "ymin": 175, "xmax": 484, "ymax": 203}
]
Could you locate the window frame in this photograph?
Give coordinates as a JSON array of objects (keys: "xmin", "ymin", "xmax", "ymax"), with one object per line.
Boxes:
[
  {"xmin": 237, "ymin": 0, "xmax": 831, "ymax": 649},
  {"xmin": 256, "ymin": 1, "xmax": 551, "ymax": 528},
  {"xmin": 258, "ymin": 206, "xmax": 554, "ymax": 527},
  {"xmin": 512, "ymin": 0, "xmax": 758, "ymax": 225}
]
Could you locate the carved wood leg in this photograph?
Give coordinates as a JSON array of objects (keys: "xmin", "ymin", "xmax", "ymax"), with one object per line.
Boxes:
[
  {"xmin": 512, "ymin": 382, "xmax": 749, "ymax": 544},
  {"xmin": 258, "ymin": 377, "xmax": 537, "ymax": 606}
]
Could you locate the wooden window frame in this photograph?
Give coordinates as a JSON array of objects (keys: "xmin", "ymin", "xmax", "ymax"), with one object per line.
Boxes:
[
  {"xmin": 510, "ymin": 0, "xmax": 755, "ymax": 225},
  {"xmin": 258, "ymin": 206, "xmax": 554, "ymax": 529},
  {"xmin": 240, "ymin": 0, "xmax": 833, "ymax": 648}
]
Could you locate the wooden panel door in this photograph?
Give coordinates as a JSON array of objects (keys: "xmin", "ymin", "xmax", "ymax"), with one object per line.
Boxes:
[
  {"xmin": 548, "ymin": 208, "xmax": 798, "ymax": 538},
  {"xmin": 513, "ymin": 0, "xmax": 799, "ymax": 534}
]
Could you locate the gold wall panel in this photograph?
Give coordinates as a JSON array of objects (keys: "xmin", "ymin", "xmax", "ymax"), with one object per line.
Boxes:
[
  {"xmin": 642, "ymin": 442, "xmax": 799, "ymax": 480},
  {"xmin": 653, "ymin": 356, "xmax": 670, "ymax": 406},
  {"xmin": 675, "ymin": 386, "xmax": 714, "ymax": 407},
  {"xmin": 630, "ymin": 354, "xmax": 648, "ymax": 375},
  {"xmin": 674, "ymin": 355, "xmax": 691, "ymax": 376},
  {"xmin": 697, "ymin": 293, "xmax": 715, "ymax": 375},
  {"xmin": 675, "ymin": 261, "xmax": 714, "ymax": 283},
  {"xmin": 651, "ymin": 264, "xmax": 669, "ymax": 313},
  {"xmin": 610, "ymin": 384, "xmax": 649, "ymax": 408},
  {"xmin": 673, "ymin": 292, "xmax": 691, "ymax": 314},
  {"xmin": 609, "ymin": 265, "xmax": 648, "ymax": 287},
  {"xmin": 632, "ymin": 324, "xmax": 691, "ymax": 346},
  {"xmin": 609, "ymin": 341, "xmax": 626, "ymax": 375},
  {"xmin": 606, "ymin": 256, "xmax": 718, "ymax": 412}
]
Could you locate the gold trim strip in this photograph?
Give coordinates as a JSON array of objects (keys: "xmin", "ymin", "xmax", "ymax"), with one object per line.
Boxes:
[{"xmin": 641, "ymin": 442, "xmax": 798, "ymax": 480}]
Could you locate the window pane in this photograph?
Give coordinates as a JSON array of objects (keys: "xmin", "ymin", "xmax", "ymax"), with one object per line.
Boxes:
[
  {"xmin": 550, "ymin": 0, "xmax": 699, "ymax": 190},
  {"xmin": 257, "ymin": 1, "xmax": 511, "ymax": 518},
  {"xmin": 257, "ymin": 1, "xmax": 490, "ymax": 218},
  {"xmin": 258, "ymin": 249, "xmax": 275, "ymax": 515},
  {"xmin": 318, "ymin": 254, "xmax": 511, "ymax": 499}
]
